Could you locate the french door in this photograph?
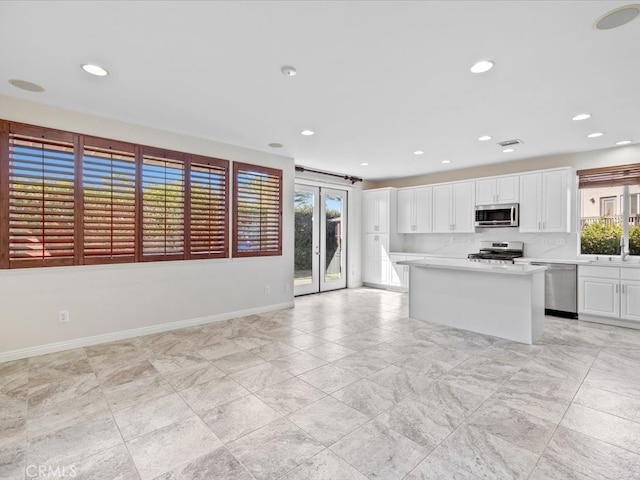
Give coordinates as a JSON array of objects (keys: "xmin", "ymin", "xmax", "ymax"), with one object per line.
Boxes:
[{"xmin": 294, "ymin": 185, "xmax": 347, "ymax": 296}]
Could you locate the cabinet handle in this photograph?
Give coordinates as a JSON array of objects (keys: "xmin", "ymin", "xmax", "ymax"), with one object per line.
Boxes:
[
  {"xmin": 374, "ymin": 226, "xmax": 379, "ymax": 231},
  {"xmin": 616, "ymin": 284, "xmax": 619, "ymax": 293},
  {"xmin": 374, "ymin": 235, "xmax": 379, "ymax": 241},
  {"xmin": 538, "ymin": 222, "xmax": 541, "ymax": 230},
  {"xmin": 622, "ymin": 284, "xmax": 626, "ymax": 294}
]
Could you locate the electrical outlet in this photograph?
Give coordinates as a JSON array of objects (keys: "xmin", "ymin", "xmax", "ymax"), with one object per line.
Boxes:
[
  {"xmin": 556, "ymin": 238, "xmax": 566, "ymax": 245},
  {"xmin": 264, "ymin": 285, "xmax": 271, "ymax": 295},
  {"xmin": 58, "ymin": 310, "xmax": 70, "ymax": 323}
]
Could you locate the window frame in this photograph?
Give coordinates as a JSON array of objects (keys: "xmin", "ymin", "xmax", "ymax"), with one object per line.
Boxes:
[{"xmin": 0, "ymin": 119, "xmax": 231, "ymax": 269}]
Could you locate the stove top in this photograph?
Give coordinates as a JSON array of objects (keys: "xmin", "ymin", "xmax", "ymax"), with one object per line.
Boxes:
[{"xmin": 468, "ymin": 241, "xmax": 524, "ymax": 265}]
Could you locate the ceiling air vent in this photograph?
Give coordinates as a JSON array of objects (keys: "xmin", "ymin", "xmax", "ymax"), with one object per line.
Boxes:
[{"xmin": 497, "ymin": 139, "xmax": 524, "ymax": 147}]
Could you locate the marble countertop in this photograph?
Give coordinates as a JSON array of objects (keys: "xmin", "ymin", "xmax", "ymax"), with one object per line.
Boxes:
[
  {"xmin": 514, "ymin": 257, "xmax": 592, "ymax": 265},
  {"xmin": 397, "ymin": 258, "xmax": 547, "ymax": 276}
]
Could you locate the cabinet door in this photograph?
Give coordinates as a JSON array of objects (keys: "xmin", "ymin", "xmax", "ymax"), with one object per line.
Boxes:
[
  {"xmin": 519, "ymin": 173, "xmax": 541, "ymax": 232},
  {"xmin": 452, "ymin": 181, "xmax": 475, "ymax": 232},
  {"xmin": 363, "ymin": 234, "xmax": 381, "ymax": 283},
  {"xmin": 397, "ymin": 189, "xmax": 414, "ymax": 233},
  {"xmin": 414, "ymin": 186, "xmax": 433, "ymax": 233},
  {"xmin": 363, "ymin": 191, "xmax": 378, "ymax": 233},
  {"xmin": 579, "ymin": 276, "xmax": 620, "ymax": 318},
  {"xmin": 432, "ymin": 184, "xmax": 453, "ymax": 233},
  {"xmin": 541, "ymin": 170, "xmax": 568, "ymax": 232},
  {"xmin": 389, "ymin": 255, "xmax": 406, "ymax": 287},
  {"xmin": 496, "ymin": 175, "xmax": 519, "ymax": 203},
  {"xmin": 377, "ymin": 190, "xmax": 390, "ymax": 234},
  {"xmin": 475, "ymin": 178, "xmax": 496, "ymax": 205},
  {"xmin": 622, "ymin": 280, "xmax": 640, "ymax": 322}
]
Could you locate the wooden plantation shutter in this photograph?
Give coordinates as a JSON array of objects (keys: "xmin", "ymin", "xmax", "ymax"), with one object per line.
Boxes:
[
  {"xmin": 189, "ymin": 155, "xmax": 229, "ymax": 258},
  {"xmin": 233, "ymin": 162, "xmax": 282, "ymax": 257},
  {"xmin": 83, "ymin": 137, "xmax": 137, "ymax": 264},
  {"xmin": 141, "ymin": 148, "xmax": 185, "ymax": 260},
  {"xmin": 7, "ymin": 126, "xmax": 76, "ymax": 267},
  {"xmin": 577, "ymin": 163, "xmax": 640, "ymax": 188}
]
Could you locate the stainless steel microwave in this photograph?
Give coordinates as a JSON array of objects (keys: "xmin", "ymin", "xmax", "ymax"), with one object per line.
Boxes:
[{"xmin": 475, "ymin": 203, "xmax": 519, "ymax": 228}]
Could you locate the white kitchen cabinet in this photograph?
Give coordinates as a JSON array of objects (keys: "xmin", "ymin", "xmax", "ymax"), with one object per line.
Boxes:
[
  {"xmin": 475, "ymin": 175, "xmax": 519, "ymax": 205},
  {"xmin": 389, "ymin": 254, "xmax": 406, "ymax": 289},
  {"xmin": 622, "ymin": 268, "xmax": 640, "ymax": 322},
  {"xmin": 397, "ymin": 186, "xmax": 432, "ymax": 233},
  {"xmin": 363, "ymin": 233, "xmax": 390, "ymax": 285},
  {"xmin": 578, "ymin": 266, "xmax": 640, "ymax": 324},
  {"xmin": 519, "ymin": 168, "xmax": 571, "ymax": 233},
  {"xmin": 433, "ymin": 181, "xmax": 475, "ymax": 233},
  {"xmin": 363, "ymin": 188, "xmax": 395, "ymax": 234}
]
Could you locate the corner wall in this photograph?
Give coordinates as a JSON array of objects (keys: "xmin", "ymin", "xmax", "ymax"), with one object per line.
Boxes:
[{"xmin": 0, "ymin": 95, "xmax": 295, "ymax": 361}]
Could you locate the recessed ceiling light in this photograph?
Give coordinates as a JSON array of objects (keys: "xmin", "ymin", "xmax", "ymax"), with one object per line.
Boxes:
[
  {"xmin": 280, "ymin": 65, "xmax": 297, "ymax": 76},
  {"xmin": 8, "ymin": 79, "xmax": 45, "ymax": 92},
  {"xmin": 360, "ymin": 162, "xmax": 369, "ymax": 166},
  {"xmin": 595, "ymin": 5, "xmax": 640, "ymax": 30},
  {"xmin": 81, "ymin": 64, "xmax": 109, "ymax": 76},
  {"xmin": 470, "ymin": 60, "xmax": 494, "ymax": 74},
  {"xmin": 441, "ymin": 160, "xmax": 451, "ymax": 164},
  {"xmin": 268, "ymin": 143, "xmax": 283, "ymax": 148},
  {"xmin": 300, "ymin": 130, "xmax": 314, "ymax": 136},
  {"xmin": 587, "ymin": 132, "xmax": 604, "ymax": 138},
  {"xmin": 572, "ymin": 113, "xmax": 592, "ymax": 121},
  {"xmin": 503, "ymin": 148, "xmax": 515, "ymax": 153},
  {"xmin": 616, "ymin": 140, "xmax": 632, "ymax": 145},
  {"xmin": 413, "ymin": 150, "xmax": 424, "ymax": 155},
  {"xmin": 478, "ymin": 135, "xmax": 492, "ymax": 141}
]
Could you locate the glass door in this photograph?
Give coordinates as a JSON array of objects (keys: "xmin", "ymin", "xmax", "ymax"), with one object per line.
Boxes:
[
  {"xmin": 320, "ymin": 188, "xmax": 347, "ymax": 292},
  {"xmin": 294, "ymin": 185, "xmax": 347, "ymax": 296}
]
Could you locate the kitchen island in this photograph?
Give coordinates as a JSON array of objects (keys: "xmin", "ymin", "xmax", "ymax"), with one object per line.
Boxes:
[{"xmin": 398, "ymin": 258, "xmax": 547, "ymax": 344}]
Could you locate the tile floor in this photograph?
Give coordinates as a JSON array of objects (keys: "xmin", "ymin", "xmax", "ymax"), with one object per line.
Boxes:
[{"xmin": 2, "ymin": 288, "xmax": 640, "ymax": 479}]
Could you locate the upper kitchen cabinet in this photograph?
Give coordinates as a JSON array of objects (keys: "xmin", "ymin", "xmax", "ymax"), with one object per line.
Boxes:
[
  {"xmin": 475, "ymin": 175, "xmax": 519, "ymax": 205},
  {"xmin": 363, "ymin": 188, "xmax": 396, "ymax": 233},
  {"xmin": 519, "ymin": 168, "xmax": 573, "ymax": 233},
  {"xmin": 397, "ymin": 186, "xmax": 433, "ymax": 233},
  {"xmin": 433, "ymin": 181, "xmax": 475, "ymax": 233}
]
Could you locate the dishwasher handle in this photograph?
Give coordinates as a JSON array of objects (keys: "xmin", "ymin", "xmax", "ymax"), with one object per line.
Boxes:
[{"xmin": 530, "ymin": 262, "xmax": 577, "ymax": 271}]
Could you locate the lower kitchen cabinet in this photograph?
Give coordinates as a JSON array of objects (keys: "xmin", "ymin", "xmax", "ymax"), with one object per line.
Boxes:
[
  {"xmin": 578, "ymin": 265, "xmax": 640, "ymax": 323},
  {"xmin": 363, "ymin": 233, "xmax": 390, "ymax": 285}
]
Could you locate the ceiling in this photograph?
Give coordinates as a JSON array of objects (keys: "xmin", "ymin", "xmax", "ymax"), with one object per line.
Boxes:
[{"xmin": 1, "ymin": 1, "xmax": 639, "ymax": 181}]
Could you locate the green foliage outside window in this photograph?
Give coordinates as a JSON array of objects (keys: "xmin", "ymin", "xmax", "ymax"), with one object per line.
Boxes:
[{"xmin": 581, "ymin": 220, "xmax": 640, "ymax": 256}]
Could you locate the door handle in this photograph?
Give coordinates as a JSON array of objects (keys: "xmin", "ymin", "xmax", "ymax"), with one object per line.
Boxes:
[{"xmin": 315, "ymin": 245, "xmax": 320, "ymax": 255}]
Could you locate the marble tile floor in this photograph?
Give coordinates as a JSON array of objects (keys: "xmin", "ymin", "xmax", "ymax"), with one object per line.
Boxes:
[{"xmin": 2, "ymin": 287, "xmax": 640, "ymax": 479}]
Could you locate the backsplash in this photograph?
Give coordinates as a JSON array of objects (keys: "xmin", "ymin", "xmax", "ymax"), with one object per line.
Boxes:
[{"xmin": 400, "ymin": 229, "xmax": 578, "ymax": 259}]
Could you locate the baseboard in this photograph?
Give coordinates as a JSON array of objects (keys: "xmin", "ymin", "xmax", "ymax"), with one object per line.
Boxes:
[
  {"xmin": 0, "ymin": 301, "xmax": 295, "ymax": 363},
  {"xmin": 578, "ymin": 314, "xmax": 640, "ymax": 330}
]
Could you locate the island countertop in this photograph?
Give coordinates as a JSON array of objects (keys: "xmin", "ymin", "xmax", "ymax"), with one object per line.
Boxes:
[{"xmin": 397, "ymin": 258, "xmax": 547, "ymax": 276}]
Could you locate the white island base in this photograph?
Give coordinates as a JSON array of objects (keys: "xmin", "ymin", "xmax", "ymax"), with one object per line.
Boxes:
[{"xmin": 400, "ymin": 259, "xmax": 546, "ymax": 345}]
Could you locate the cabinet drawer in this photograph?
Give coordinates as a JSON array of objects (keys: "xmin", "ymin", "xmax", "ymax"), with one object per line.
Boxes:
[
  {"xmin": 579, "ymin": 265, "xmax": 620, "ymax": 279},
  {"xmin": 622, "ymin": 268, "xmax": 640, "ymax": 281}
]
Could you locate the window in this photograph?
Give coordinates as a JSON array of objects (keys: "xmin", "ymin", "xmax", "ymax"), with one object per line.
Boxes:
[
  {"xmin": 233, "ymin": 162, "xmax": 282, "ymax": 257},
  {"xmin": 7, "ymin": 127, "xmax": 76, "ymax": 268},
  {"xmin": 83, "ymin": 137, "xmax": 136, "ymax": 264},
  {"xmin": 578, "ymin": 164, "xmax": 640, "ymax": 257},
  {"xmin": 189, "ymin": 155, "xmax": 229, "ymax": 258},
  {"xmin": 599, "ymin": 196, "xmax": 616, "ymax": 217},
  {"xmin": 142, "ymin": 149, "xmax": 186, "ymax": 260},
  {"xmin": 0, "ymin": 120, "xmax": 232, "ymax": 269}
]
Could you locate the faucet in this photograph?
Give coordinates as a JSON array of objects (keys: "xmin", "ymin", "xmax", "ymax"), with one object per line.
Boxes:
[{"xmin": 621, "ymin": 237, "xmax": 630, "ymax": 262}]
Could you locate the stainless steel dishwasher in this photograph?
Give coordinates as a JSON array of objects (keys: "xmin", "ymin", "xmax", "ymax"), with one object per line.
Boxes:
[{"xmin": 531, "ymin": 262, "xmax": 578, "ymax": 319}]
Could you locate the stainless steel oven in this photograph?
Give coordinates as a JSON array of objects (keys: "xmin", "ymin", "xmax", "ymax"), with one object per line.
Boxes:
[{"xmin": 475, "ymin": 203, "xmax": 519, "ymax": 228}]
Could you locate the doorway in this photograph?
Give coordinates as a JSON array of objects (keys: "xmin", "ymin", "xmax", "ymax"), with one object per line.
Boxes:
[{"xmin": 294, "ymin": 185, "xmax": 347, "ymax": 296}]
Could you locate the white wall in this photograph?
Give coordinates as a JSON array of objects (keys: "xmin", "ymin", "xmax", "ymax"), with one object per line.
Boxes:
[{"xmin": 0, "ymin": 95, "xmax": 295, "ymax": 360}]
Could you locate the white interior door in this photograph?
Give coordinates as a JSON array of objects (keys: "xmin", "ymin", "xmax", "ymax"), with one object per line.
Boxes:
[{"xmin": 294, "ymin": 185, "xmax": 347, "ymax": 296}]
